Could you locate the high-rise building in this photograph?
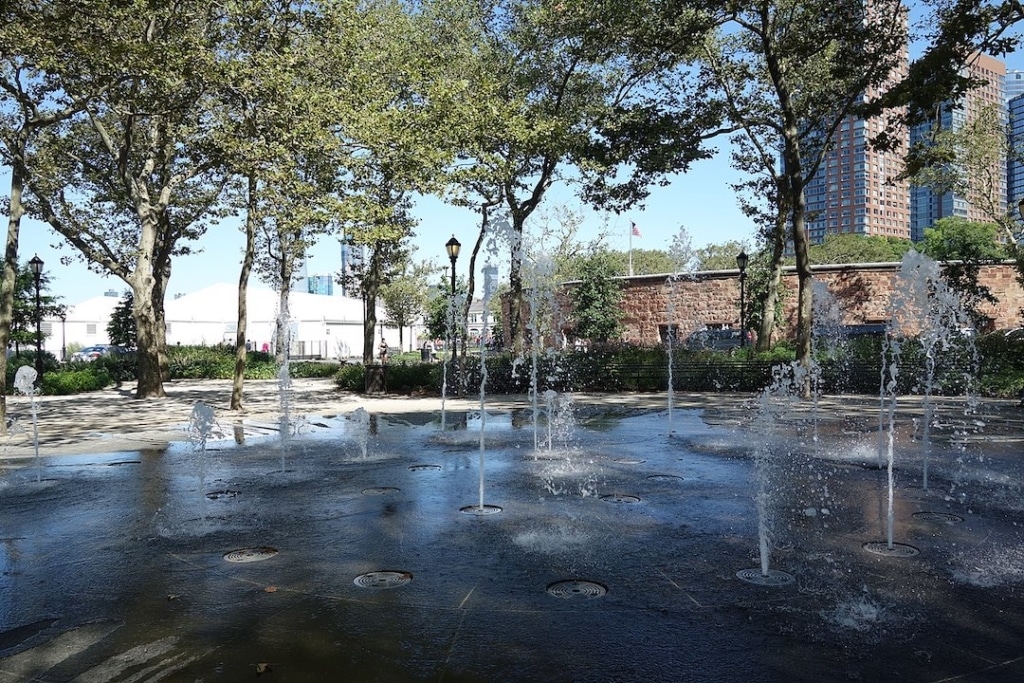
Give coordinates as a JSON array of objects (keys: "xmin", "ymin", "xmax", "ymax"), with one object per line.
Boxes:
[
  {"xmin": 802, "ymin": 23, "xmax": 911, "ymax": 243},
  {"xmin": 910, "ymin": 53, "xmax": 1007, "ymax": 241},
  {"xmin": 306, "ymin": 275, "xmax": 334, "ymax": 296},
  {"xmin": 1008, "ymin": 93, "xmax": 1024, "ymax": 207},
  {"xmin": 1007, "ymin": 69, "xmax": 1024, "ymax": 101}
]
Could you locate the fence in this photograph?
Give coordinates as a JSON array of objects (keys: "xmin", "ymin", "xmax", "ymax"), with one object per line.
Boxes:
[{"xmin": 454, "ymin": 358, "xmax": 892, "ymax": 396}]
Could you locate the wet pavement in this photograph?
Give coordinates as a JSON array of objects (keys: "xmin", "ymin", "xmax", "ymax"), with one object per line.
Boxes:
[{"xmin": 0, "ymin": 380, "xmax": 1023, "ymax": 681}]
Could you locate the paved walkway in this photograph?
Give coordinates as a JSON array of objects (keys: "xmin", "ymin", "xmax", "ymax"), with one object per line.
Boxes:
[
  {"xmin": 3, "ymin": 377, "xmax": 1021, "ymax": 458},
  {"xmin": 0, "ymin": 379, "xmax": 711, "ymax": 457}
]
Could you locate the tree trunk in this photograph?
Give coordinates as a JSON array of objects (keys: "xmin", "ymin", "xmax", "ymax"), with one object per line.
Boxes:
[
  {"xmin": 460, "ymin": 212, "xmax": 486, "ymax": 364},
  {"xmin": 507, "ymin": 219, "xmax": 525, "ymax": 354},
  {"xmin": 756, "ymin": 212, "xmax": 787, "ymax": 352},
  {"xmin": 363, "ymin": 293, "xmax": 376, "ymax": 364},
  {"xmin": 0, "ymin": 157, "xmax": 28, "ymax": 432},
  {"xmin": 790, "ymin": 182, "xmax": 814, "ymax": 398},
  {"xmin": 275, "ymin": 279, "xmax": 291, "ymax": 364},
  {"xmin": 132, "ymin": 272, "xmax": 167, "ymax": 398},
  {"xmin": 362, "ymin": 243, "xmax": 383, "ymax": 364},
  {"xmin": 231, "ymin": 177, "xmax": 258, "ymax": 411},
  {"xmin": 362, "ymin": 279, "xmax": 379, "ymax": 365}
]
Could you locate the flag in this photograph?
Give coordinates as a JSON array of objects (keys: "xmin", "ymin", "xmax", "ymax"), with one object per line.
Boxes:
[{"xmin": 631, "ymin": 221, "xmax": 642, "ymax": 238}]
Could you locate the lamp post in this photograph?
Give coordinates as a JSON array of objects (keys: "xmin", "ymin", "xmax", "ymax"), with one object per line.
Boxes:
[
  {"xmin": 28, "ymin": 254, "xmax": 43, "ymax": 379},
  {"xmin": 59, "ymin": 310, "xmax": 67, "ymax": 363},
  {"xmin": 1018, "ymin": 197, "xmax": 1024, "ymax": 222},
  {"xmin": 735, "ymin": 250, "xmax": 749, "ymax": 349},
  {"xmin": 446, "ymin": 235, "xmax": 461, "ymax": 297},
  {"xmin": 445, "ymin": 235, "xmax": 461, "ymax": 380}
]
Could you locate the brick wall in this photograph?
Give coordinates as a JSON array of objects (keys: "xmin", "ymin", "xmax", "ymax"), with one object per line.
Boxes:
[{"xmin": 606, "ymin": 261, "xmax": 1024, "ymax": 345}]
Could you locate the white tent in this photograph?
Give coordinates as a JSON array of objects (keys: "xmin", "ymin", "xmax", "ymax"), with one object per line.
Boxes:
[{"xmin": 44, "ymin": 283, "xmax": 409, "ymax": 361}]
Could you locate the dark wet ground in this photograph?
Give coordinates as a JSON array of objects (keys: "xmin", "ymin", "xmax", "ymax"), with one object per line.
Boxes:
[{"xmin": 1, "ymin": 398, "xmax": 1023, "ymax": 682}]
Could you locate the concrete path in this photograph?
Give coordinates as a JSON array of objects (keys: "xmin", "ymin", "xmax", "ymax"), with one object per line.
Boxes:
[{"xmin": 3, "ymin": 377, "xmax": 1022, "ymax": 458}]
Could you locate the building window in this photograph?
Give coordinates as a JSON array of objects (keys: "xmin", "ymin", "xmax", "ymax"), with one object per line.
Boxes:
[{"xmin": 86, "ymin": 323, "xmax": 97, "ymax": 335}]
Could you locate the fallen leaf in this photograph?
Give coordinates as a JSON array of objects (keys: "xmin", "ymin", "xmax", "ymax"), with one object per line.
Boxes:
[
  {"xmin": 255, "ymin": 662, "xmax": 273, "ymax": 675},
  {"xmin": 166, "ymin": 594, "xmax": 179, "ymax": 601},
  {"xmin": 263, "ymin": 585, "xmax": 278, "ymax": 593}
]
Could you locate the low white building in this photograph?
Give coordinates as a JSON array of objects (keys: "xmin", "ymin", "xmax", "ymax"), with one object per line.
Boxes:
[{"xmin": 44, "ymin": 283, "xmax": 413, "ymax": 361}]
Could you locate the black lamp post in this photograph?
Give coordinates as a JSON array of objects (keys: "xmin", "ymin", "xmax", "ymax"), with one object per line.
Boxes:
[
  {"xmin": 1018, "ymin": 197, "xmax": 1024, "ymax": 222},
  {"xmin": 28, "ymin": 254, "xmax": 43, "ymax": 379},
  {"xmin": 446, "ymin": 235, "xmax": 461, "ymax": 296},
  {"xmin": 736, "ymin": 250, "xmax": 749, "ymax": 348},
  {"xmin": 59, "ymin": 310, "xmax": 66, "ymax": 363},
  {"xmin": 445, "ymin": 235, "xmax": 460, "ymax": 359}
]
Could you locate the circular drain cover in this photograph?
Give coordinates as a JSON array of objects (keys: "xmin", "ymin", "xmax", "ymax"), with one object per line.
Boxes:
[
  {"xmin": 863, "ymin": 541, "xmax": 920, "ymax": 557},
  {"xmin": 913, "ymin": 511, "xmax": 964, "ymax": 523},
  {"xmin": 600, "ymin": 493, "xmax": 640, "ymax": 504},
  {"xmin": 459, "ymin": 504, "xmax": 503, "ymax": 515},
  {"xmin": 353, "ymin": 571, "xmax": 412, "ymax": 589},
  {"xmin": 409, "ymin": 464, "xmax": 442, "ymax": 471},
  {"xmin": 206, "ymin": 490, "xmax": 240, "ymax": 500},
  {"xmin": 547, "ymin": 579, "xmax": 607, "ymax": 599},
  {"xmin": 362, "ymin": 486, "xmax": 400, "ymax": 495},
  {"xmin": 614, "ymin": 458, "xmax": 646, "ymax": 465},
  {"xmin": 646, "ymin": 474, "xmax": 683, "ymax": 482},
  {"xmin": 224, "ymin": 547, "xmax": 278, "ymax": 563},
  {"xmin": 736, "ymin": 568, "xmax": 794, "ymax": 586}
]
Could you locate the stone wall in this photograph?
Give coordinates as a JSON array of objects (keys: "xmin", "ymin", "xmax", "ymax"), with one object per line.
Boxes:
[{"xmin": 610, "ymin": 261, "xmax": 1024, "ymax": 345}]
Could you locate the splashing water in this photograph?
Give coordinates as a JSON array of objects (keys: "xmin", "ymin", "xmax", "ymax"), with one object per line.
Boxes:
[
  {"xmin": 13, "ymin": 367, "xmax": 40, "ymax": 482},
  {"xmin": 750, "ymin": 362, "xmax": 808, "ymax": 577},
  {"xmin": 347, "ymin": 408, "xmax": 371, "ymax": 459},
  {"xmin": 666, "ymin": 226, "xmax": 698, "ymax": 434},
  {"xmin": 187, "ymin": 402, "xmax": 218, "ymax": 523},
  {"xmin": 878, "ymin": 251, "xmax": 978, "ymax": 546}
]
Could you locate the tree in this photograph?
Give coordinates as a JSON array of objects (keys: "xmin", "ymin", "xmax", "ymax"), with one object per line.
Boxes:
[
  {"xmin": 569, "ymin": 250, "xmax": 623, "ymax": 344},
  {"xmin": 867, "ymin": 1, "xmax": 1023, "ymax": 151},
  {"xmin": 107, "ymin": 291, "xmax": 137, "ymax": 348},
  {"xmin": 699, "ymin": 0, "xmax": 908, "ymax": 384},
  {"xmin": 694, "ymin": 241, "xmax": 749, "ymax": 271},
  {"xmin": 0, "ymin": 0, "xmax": 106, "ymax": 426},
  {"xmin": 920, "ymin": 216, "xmax": 1007, "ymax": 327},
  {"xmin": 906, "ymin": 102, "xmax": 1016, "ymax": 241},
  {"xmin": 806, "ymin": 234, "xmax": 913, "ymax": 265},
  {"xmin": 423, "ymin": 277, "xmax": 465, "ymax": 343},
  {"xmin": 323, "ymin": 0, "xmax": 451, "ymax": 364},
  {"xmin": 430, "ymin": 0, "xmax": 727, "ymax": 355},
  {"xmin": 25, "ymin": 0, "xmax": 231, "ymax": 398},
  {"xmin": 211, "ymin": 0, "xmax": 341, "ymax": 409},
  {"xmin": 380, "ymin": 260, "xmax": 437, "ymax": 352},
  {"xmin": 1, "ymin": 259, "xmax": 63, "ymax": 352}
]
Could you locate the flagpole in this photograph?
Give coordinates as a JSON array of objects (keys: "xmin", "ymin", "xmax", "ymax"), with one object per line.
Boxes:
[{"xmin": 628, "ymin": 223, "xmax": 634, "ymax": 276}]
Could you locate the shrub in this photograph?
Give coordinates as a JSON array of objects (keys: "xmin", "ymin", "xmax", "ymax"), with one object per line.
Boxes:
[
  {"xmin": 335, "ymin": 364, "xmax": 366, "ymax": 392},
  {"xmin": 42, "ymin": 368, "xmax": 112, "ymax": 395},
  {"xmin": 5, "ymin": 352, "xmax": 60, "ymax": 394}
]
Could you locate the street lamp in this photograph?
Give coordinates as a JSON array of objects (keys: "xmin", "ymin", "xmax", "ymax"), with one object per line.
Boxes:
[
  {"xmin": 1018, "ymin": 197, "xmax": 1024, "ymax": 222},
  {"xmin": 736, "ymin": 250, "xmax": 749, "ymax": 348},
  {"xmin": 59, "ymin": 309, "xmax": 67, "ymax": 363},
  {"xmin": 28, "ymin": 254, "xmax": 43, "ymax": 379},
  {"xmin": 445, "ymin": 235, "xmax": 461, "ymax": 383},
  {"xmin": 445, "ymin": 235, "xmax": 461, "ymax": 296}
]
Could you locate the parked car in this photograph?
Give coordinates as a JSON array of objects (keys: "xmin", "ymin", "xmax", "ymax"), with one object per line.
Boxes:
[
  {"xmin": 70, "ymin": 344, "xmax": 129, "ymax": 362},
  {"xmin": 684, "ymin": 328, "xmax": 745, "ymax": 351},
  {"xmin": 842, "ymin": 323, "xmax": 888, "ymax": 338}
]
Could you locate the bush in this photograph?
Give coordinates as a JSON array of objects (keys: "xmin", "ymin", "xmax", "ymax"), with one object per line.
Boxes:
[
  {"xmin": 335, "ymin": 364, "xmax": 365, "ymax": 391},
  {"xmin": 165, "ymin": 345, "xmax": 340, "ymax": 381},
  {"xmin": 976, "ymin": 332, "xmax": 1024, "ymax": 398},
  {"xmin": 42, "ymin": 368, "xmax": 112, "ymax": 395},
  {"xmin": 5, "ymin": 351, "xmax": 60, "ymax": 394}
]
